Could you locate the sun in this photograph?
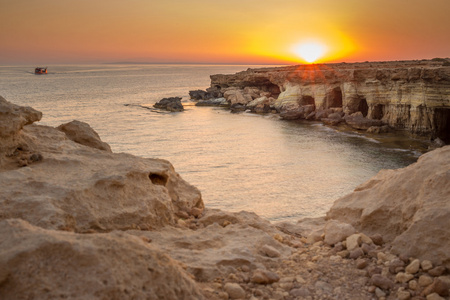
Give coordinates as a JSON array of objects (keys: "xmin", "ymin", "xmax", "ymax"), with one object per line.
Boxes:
[{"xmin": 292, "ymin": 42, "xmax": 327, "ymax": 63}]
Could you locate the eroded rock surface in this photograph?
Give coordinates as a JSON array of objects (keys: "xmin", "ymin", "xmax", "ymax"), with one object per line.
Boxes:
[
  {"xmin": 328, "ymin": 145, "xmax": 450, "ymax": 268},
  {"xmin": 206, "ymin": 60, "xmax": 450, "ymax": 142},
  {"xmin": 0, "ymin": 219, "xmax": 203, "ymax": 300}
]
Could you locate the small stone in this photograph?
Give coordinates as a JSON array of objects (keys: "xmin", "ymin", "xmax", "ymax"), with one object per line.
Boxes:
[
  {"xmin": 315, "ymin": 281, "xmax": 332, "ymax": 294},
  {"xmin": 175, "ymin": 210, "xmax": 189, "ymax": 219},
  {"xmin": 433, "ymin": 278, "xmax": 450, "ymax": 296},
  {"xmin": 426, "ymin": 293, "xmax": 445, "ymax": 300},
  {"xmin": 406, "ymin": 259, "xmax": 421, "ymax": 274},
  {"xmin": 260, "ymin": 245, "xmax": 281, "ymax": 258},
  {"xmin": 289, "ymin": 287, "xmax": 311, "ymax": 298},
  {"xmin": 356, "ymin": 258, "xmax": 368, "ymax": 269},
  {"xmin": 371, "ymin": 274, "xmax": 395, "ymax": 290},
  {"xmin": 337, "ymin": 250, "xmax": 349, "ymax": 258},
  {"xmin": 367, "ymin": 265, "xmax": 382, "ymax": 277},
  {"xmin": 419, "ymin": 275, "xmax": 434, "ymax": 287},
  {"xmin": 334, "ymin": 242, "xmax": 344, "ymax": 252},
  {"xmin": 428, "ymin": 266, "xmax": 446, "ymax": 277},
  {"xmin": 389, "ymin": 258, "xmax": 406, "ymax": 274},
  {"xmin": 397, "ymin": 289, "xmax": 411, "ymax": 300},
  {"xmin": 189, "ymin": 207, "xmax": 203, "ymax": 218},
  {"xmin": 18, "ymin": 159, "xmax": 28, "ymax": 167},
  {"xmin": 346, "ymin": 234, "xmax": 362, "ymax": 251},
  {"xmin": 361, "ymin": 243, "xmax": 376, "ymax": 254},
  {"xmin": 251, "ymin": 269, "xmax": 280, "ymax": 284},
  {"xmin": 368, "ymin": 285, "xmax": 377, "ymax": 293},
  {"xmin": 375, "ymin": 287, "xmax": 386, "ymax": 297},
  {"xmin": 409, "ymin": 280, "xmax": 418, "ymax": 290},
  {"xmin": 295, "ymin": 276, "xmax": 306, "ymax": 284},
  {"xmin": 421, "ymin": 260, "xmax": 433, "ymax": 271},
  {"xmin": 323, "ymin": 220, "xmax": 356, "ymax": 246},
  {"xmin": 241, "ymin": 265, "xmax": 250, "ymax": 272},
  {"xmin": 370, "ymin": 234, "xmax": 384, "ymax": 246},
  {"xmin": 29, "ymin": 153, "xmax": 43, "ymax": 162},
  {"xmin": 396, "ymin": 272, "xmax": 415, "ymax": 283},
  {"xmin": 349, "ymin": 247, "xmax": 364, "ymax": 259},
  {"xmin": 224, "ymin": 283, "xmax": 246, "ymax": 299}
]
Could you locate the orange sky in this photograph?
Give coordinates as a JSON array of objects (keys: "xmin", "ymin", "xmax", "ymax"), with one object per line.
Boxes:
[{"xmin": 1, "ymin": 0, "xmax": 449, "ymax": 65}]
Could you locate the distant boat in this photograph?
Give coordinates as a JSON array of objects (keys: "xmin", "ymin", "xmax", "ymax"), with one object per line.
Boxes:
[{"xmin": 35, "ymin": 67, "xmax": 47, "ymax": 74}]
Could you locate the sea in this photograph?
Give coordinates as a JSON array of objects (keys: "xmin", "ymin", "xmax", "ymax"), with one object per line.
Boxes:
[{"xmin": 0, "ymin": 64, "xmax": 426, "ymax": 222}]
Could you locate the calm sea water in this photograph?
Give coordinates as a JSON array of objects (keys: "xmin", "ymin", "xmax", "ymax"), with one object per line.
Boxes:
[{"xmin": 0, "ymin": 64, "xmax": 423, "ymax": 222}]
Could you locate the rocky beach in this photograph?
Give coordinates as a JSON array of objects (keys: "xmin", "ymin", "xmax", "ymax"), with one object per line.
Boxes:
[{"xmin": 1, "ymin": 59, "xmax": 450, "ymax": 300}]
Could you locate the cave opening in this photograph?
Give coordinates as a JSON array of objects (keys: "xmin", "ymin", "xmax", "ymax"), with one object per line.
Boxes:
[
  {"xmin": 358, "ymin": 98, "xmax": 369, "ymax": 117},
  {"xmin": 326, "ymin": 87, "xmax": 343, "ymax": 108},
  {"xmin": 372, "ymin": 104, "xmax": 385, "ymax": 120},
  {"xmin": 300, "ymin": 95, "xmax": 315, "ymax": 106},
  {"xmin": 434, "ymin": 108, "xmax": 450, "ymax": 143}
]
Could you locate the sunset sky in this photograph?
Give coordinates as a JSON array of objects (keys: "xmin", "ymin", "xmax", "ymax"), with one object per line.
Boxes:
[{"xmin": 1, "ymin": 0, "xmax": 449, "ymax": 65}]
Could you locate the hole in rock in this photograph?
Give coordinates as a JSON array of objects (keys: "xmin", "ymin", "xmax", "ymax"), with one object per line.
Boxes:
[
  {"xmin": 434, "ymin": 108, "xmax": 450, "ymax": 143},
  {"xmin": 149, "ymin": 173, "xmax": 168, "ymax": 186},
  {"xmin": 358, "ymin": 98, "xmax": 369, "ymax": 117},
  {"xmin": 325, "ymin": 87, "xmax": 343, "ymax": 109},
  {"xmin": 372, "ymin": 104, "xmax": 385, "ymax": 120},
  {"xmin": 300, "ymin": 95, "xmax": 315, "ymax": 106}
]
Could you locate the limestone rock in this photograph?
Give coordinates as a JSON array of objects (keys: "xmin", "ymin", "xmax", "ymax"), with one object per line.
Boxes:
[
  {"xmin": 346, "ymin": 233, "xmax": 362, "ymax": 250},
  {"xmin": 58, "ymin": 120, "xmax": 112, "ymax": 152},
  {"xmin": 327, "ymin": 146, "xmax": 450, "ymax": 268},
  {"xmin": 0, "ymin": 219, "xmax": 203, "ymax": 300},
  {"xmin": 0, "ymin": 121, "xmax": 203, "ymax": 232},
  {"xmin": 405, "ymin": 259, "xmax": 421, "ymax": 274},
  {"xmin": 224, "ymin": 283, "xmax": 246, "ymax": 299},
  {"xmin": 323, "ymin": 220, "xmax": 356, "ymax": 246}
]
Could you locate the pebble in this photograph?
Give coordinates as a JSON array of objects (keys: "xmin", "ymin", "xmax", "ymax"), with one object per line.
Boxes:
[
  {"xmin": 426, "ymin": 293, "xmax": 445, "ymax": 300},
  {"xmin": 290, "ymin": 287, "xmax": 311, "ymax": 298},
  {"xmin": 337, "ymin": 250, "xmax": 349, "ymax": 258},
  {"xmin": 370, "ymin": 234, "xmax": 384, "ymax": 246},
  {"xmin": 375, "ymin": 287, "xmax": 386, "ymax": 297},
  {"xmin": 224, "ymin": 283, "xmax": 246, "ymax": 299},
  {"xmin": 349, "ymin": 247, "xmax": 364, "ymax": 259},
  {"xmin": 260, "ymin": 245, "xmax": 281, "ymax": 258},
  {"xmin": 346, "ymin": 234, "xmax": 362, "ymax": 251},
  {"xmin": 397, "ymin": 288, "xmax": 411, "ymax": 300},
  {"xmin": 419, "ymin": 275, "xmax": 434, "ymax": 287},
  {"xmin": 406, "ymin": 259, "xmax": 421, "ymax": 274},
  {"xmin": 396, "ymin": 272, "xmax": 415, "ymax": 283},
  {"xmin": 356, "ymin": 258, "xmax": 368, "ymax": 269},
  {"xmin": 421, "ymin": 260, "xmax": 433, "ymax": 271},
  {"xmin": 428, "ymin": 266, "xmax": 446, "ymax": 277},
  {"xmin": 389, "ymin": 258, "xmax": 406, "ymax": 274},
  {"xmin": 409, "ymin": 279, "xmax": 418, "ymax": 290},
  {"xmin": 361, "ymin": 243, "xmax": 375, "ymax": 254},
  {"xmin": 371, "ymin": 274, "xmax": 395, "ymax": 290},
  {"xmin": 251, "ymin": 269, "xmax": 280, "ymax": 284}
]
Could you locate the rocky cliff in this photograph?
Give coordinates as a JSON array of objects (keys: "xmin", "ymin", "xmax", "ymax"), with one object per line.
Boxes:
[
  {"xmin": 206, "ymin": 60, "xmax": 450, "ymax": 142},
  {"xmin": 1, "ymin": 96, "xmax": 449, "ymax": 299}
]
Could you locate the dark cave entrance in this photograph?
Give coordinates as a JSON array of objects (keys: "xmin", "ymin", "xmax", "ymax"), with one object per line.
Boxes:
[
  {"xmin": 325, "ymin": 87, "xmax": 343, "ymax": 109},
  {"xmin": 372, "ymin": 104, "xmax": 385, "ymax": 120},
  {"xmin": 300, "ymin": 95, "xmax": 315, "ymax": 106},
  {"xmin": 358, "ymin": 98, "xmax": 369, "ymax": 117},
  {"xmin": 434, "ymin": 108, "xmax": 450, "ymax": 143}
]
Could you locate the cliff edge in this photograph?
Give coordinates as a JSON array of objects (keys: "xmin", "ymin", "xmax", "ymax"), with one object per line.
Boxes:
[{"xmin": 203, "ymin": 59, "xmax": 450, "ymax": 143}]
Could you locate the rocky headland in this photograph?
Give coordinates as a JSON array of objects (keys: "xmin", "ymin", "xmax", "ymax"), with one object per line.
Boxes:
[
  {"xmin": 1, "ymin": 95, "xmax": 449, "ymax": 300},
  {"xmin": 191, "ymin": 59, "xmax": 450, "ymax": 145}
]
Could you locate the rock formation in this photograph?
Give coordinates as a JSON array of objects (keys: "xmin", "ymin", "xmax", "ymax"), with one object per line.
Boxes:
[
  {"xmin": 1, "ymin": 97, "xmax": 449, "ymax": 299},
  {"xmin": 327, "ymin": 145, "xmax": 450, "ymax": 268},
  {"xmin": 154, "ymin": 97, "xmax": 184, "ymax": 112},
  {"xmin": 200, "ymin": 60, "xmax": 450, "ymax": 142}
]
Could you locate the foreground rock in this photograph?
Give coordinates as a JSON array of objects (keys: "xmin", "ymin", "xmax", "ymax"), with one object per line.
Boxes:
[
  {"xmin": 328, "ymin": 145, "xmax": 450, "ymax": 268},
  {"xmin": 0, "ymin": 98, "xmax": 203, "ymax": 232},
  {"xmin": 154, "ymin": 97, "xmax": 184, "ymax": 112},
  {"xmin": 58, "ymin": 120, "xmax": 112, "ymax": 152},
  {"xmin": 0, "ymin": 219, "xmax": 204, "ymax": 300}
]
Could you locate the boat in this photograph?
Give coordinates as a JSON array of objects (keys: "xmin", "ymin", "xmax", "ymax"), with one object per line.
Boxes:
[{"xmin": 35, "ymin": 67, "xmax": 47, "ymax": 74}]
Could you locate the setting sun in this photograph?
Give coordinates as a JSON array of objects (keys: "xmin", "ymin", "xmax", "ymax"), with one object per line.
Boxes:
[{"xmin": 292, "ymin": 42, "xmax": 327, "ymax": 63}]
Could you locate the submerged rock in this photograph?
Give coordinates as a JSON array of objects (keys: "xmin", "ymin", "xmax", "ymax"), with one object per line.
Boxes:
[{"xmin": 154, "ymin": 97, "xmax": 184, "ymax": 112}]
